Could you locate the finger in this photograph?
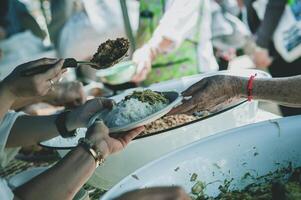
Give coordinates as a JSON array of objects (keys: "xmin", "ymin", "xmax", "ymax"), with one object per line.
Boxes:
[
  {"xmin": 183, "ymin": 108, "xmax": 198, "ymax": 115},
  {"xmin": 183, "ymin": 78, "xmax": 208, "ymax": 96},
  {"xmin": 49, "ymin": 70, "xmax": 63, "ymax": 84},
  {"xmin": 96, "ymin": 97, "xmax": 114, "ymax": 110},
  {"xmin": 77, "ymin": 82, "xmax": 87, "ymax": 105},
  {"xmin": 120, "ymin": 126, "xmax": 145, "ymax": 144},
  {"xmin": 132, "ymin": 63, "xmax": 145, "ymax": 82},
  {"xmin": 111, "ymin": 126, "xmax": 145, "ymax": 146},
  {"xmin": 24, "ymin": 58, "xmax": 59, "ymax": 69},
  {"xmin": 88, "ymin": 120, "xmax": 109, "ymax": 135},
  {"xmin": 40, "ymin": 59, "xmax": 65, "ymax": 80},
  {"xmin": 139, "ymin": 67, "xmax": 149, "ymax": 81},
  {"xmin": 169, "ymin": 97, "xmax": 198, "ymax": 115},
  {"xmin": 70, "ymin": 82, "xmax": 86, "ymax": 106}
]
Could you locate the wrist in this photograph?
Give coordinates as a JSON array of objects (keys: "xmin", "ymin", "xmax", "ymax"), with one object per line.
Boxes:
[
  {"xmin": 75, "ymin": 145, "xmax": 96, "ymax": 166},
  {"xmin": 56, "ymin": 111, "xmax": 77, "ymax": 138},
  {"xmin": 85, "ymin": 135, "xmax": 110, "ymax": 159},
  {"xmin": 232, "ymin": 76, "xmax": 248, "ymax": 98},
  {"xmin": 0, "ymin": 81, "xmax": 17, "ymax": 104},
  {"xmin": 78, "ymin": 138, "xmax": 106, "ymax": 167},
  {"xmin": 93, "ymin": 140, "xmax": 110, "ymax": 159}
]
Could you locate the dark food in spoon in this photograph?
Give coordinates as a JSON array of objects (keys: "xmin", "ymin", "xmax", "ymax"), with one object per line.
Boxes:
[{"xmin": 91, "ymin": 38, "xmax": 129, "ymax": 68}]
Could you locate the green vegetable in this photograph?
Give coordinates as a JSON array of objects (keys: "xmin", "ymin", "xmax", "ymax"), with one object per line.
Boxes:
[
  {"xmin": 192, "ymin": 181, "xmax": 205, "ymax": 195},
  {"xmin": 191, "ymin": 173, "xmax": 198, "ymax": 182},
  {"xmin": 125, "ymin": 89, "xmax": 169, "ymax": 105}
]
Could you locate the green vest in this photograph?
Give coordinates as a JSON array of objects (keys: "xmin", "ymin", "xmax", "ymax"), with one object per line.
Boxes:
[{"xmin": 136, "ymin": 0, "xmax": 203, "ymax": 86}]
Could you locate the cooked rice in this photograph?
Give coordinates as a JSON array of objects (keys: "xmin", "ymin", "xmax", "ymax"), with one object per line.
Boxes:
[{"xmin": 104, "ymin": 98, "xmax": 167, "ymax": 127}]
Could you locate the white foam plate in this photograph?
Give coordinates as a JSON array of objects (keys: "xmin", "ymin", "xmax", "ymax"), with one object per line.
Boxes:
[{"xmin": 89, "ymin": 91, "xmax": 182, "ymax": 133}]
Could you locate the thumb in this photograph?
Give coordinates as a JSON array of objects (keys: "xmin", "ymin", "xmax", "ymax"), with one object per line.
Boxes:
[
  {"xmin": 87, "ymin": 120, "xmax": 109, "ymax": 136},
  {"xmin": 85, "ymin": 98, "xmax": 114, "ymax": 114}
]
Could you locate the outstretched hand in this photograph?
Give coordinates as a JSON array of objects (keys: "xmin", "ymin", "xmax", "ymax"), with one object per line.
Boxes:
[
  {"xmin": 170, "ymin": 75, "xmax": 242, "ymax": 115},
  {"xmin": 85, "ymin": 121, "xmax": 144, "ymax": 158},
  {"xmin": 2, "ymin": 58, "xmax": 66, "ymax": 99}
]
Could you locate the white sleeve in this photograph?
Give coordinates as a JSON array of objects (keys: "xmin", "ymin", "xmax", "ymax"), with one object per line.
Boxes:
[
  {"xmin": 0, "ymin": 111, "xmax": 25, "ymax": 167},
  {"xmin": 0, "ymin": 178, "xmax": 14, "ymax": 200},
  {"xmin": 150, "ymin": 0, "xmax": 202, "ymax": 49}
]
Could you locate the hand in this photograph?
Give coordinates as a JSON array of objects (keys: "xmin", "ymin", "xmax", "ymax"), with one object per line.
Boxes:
[
  {"xmin": 66, "ymin": 97, "xmax": 114, "ymax": 130},
  {"xmin": 115, "ymin": 186, "xmax": 190, "ymax": 200},
  {"xmin": 2, "ymin": 58, "xmax": 66, "ymax": 100},
  {"xmin": 131, "ymin": 45, "xmax": 153, "ymax": 83},
  {"xmin": 252, "ymin": 48, "xmax": 273, "ymax": 69},
  {"xmin": 85, "ymin": 121, "xmax": 144, "ymax": 158},
  {"xmin": 47, "ymin": 81, "xmax": 86, "ymax": 107},
  {"xmin": 169, "ymin": 75, "xmax": 242, "ymax": 115}
]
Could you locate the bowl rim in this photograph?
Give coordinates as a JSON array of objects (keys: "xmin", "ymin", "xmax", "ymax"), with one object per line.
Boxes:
[{"xmin": 96, "ymin": 60, "xmax": 135, "ymax": 77}]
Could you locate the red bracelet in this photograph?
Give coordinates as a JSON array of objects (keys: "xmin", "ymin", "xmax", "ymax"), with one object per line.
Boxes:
[{"xmin": 247, "ymin": 74, "xmax": 257, "ymax": 101}]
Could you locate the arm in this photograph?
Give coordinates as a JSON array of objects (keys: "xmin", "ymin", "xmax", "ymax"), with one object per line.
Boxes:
[
  {"xmin": 132, "ymin": 0, "xmax": 202, "ymax": 83},
  {"xmin": 7, "ymin": 98, "xmax": 113, "ymax": 148},
  {"xmin": 7, "ymin": 114, "xmax": 59, "ymax": 148},
  {"xmin": 15, "ymin": 146, "xmax": 95, "ymax": 200},
  {"xmin": 12, "ymin": 81, "xmax": 86, "ymax": 110},
  {"xmin": 170, "ymin": 75, "xmax": 301, "ymax": 114},
  {"xmin": 0, "ymin": 83, "xmax": 16, "ymax": 120},
  {"xmin": 240, "ymin": 75, "xmax": 301, "ymax": 107},
  {"xmin": 14, "ymin": 122, "xmax": 144, "ymax": 200}
]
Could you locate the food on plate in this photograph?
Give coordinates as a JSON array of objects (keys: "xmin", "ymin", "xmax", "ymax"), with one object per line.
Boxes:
[
  {"xmin": 141, "ymin": 114, "xmax": 197, "ymax": 135},
  {"xmin": 91, "ymin": 38, "xmax": 129, "ymax": 68},
  {"xmin": 103, "ymin": 90, "xmax": 169, "ymax": 128},
  {"xmin": 190, "ymin": 166, "xmax": 301, "ymax": 200}
]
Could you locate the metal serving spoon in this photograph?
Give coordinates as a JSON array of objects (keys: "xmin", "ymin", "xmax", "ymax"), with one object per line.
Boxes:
[{"xmin": 21, "ymin": 38, "xmax": 129, "ymax": 76}]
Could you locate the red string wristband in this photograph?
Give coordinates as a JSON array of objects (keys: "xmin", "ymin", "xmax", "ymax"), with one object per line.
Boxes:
[{"xmin": 247, "ymin": 74, "xmax": 257, "ymax": 101}]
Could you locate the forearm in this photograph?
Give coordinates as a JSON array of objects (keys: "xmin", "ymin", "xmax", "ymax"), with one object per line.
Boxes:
[
  {"xmin": 0, "ymin": 83, "xmax": 16, "ymax": 120},
  {"xmin": 150, "ymin": 0, "xmax": 201, "ymax": 53},
  {"xmin": 14, "ymin": 146, "xmax": 95, "ymax": 200},
  {"xmin": 237, "ymin": 75, "xmax": 301, "ymax": 107},
  {"xmin": 7, "ymin": 114, "xmax": 59, "ymax": 147},
  {"xmin": 11, "ymin": 89, "xmax": 58, "ymax": 110},
  {"xmin": 11, "ymin": 96, "xmax": 47, "ymax": 110}
]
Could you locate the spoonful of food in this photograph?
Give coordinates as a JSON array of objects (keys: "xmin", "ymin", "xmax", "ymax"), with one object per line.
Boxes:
[{"xmin": 21, "ymin": 38, "xmax": 130, "ymax": 76}]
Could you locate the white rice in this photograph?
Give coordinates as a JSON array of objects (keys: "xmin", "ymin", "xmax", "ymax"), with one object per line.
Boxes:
[{"xmin": 104, "ymin": 98, "xmax": 167, "ymax": 127}]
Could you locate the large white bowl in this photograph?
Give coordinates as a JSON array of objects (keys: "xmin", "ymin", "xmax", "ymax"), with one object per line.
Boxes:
[
  {"xmin": 55, "ymin": 69, "xmax": 271, "ymax": 189},
  {"xmin": 101, "ymin": 115, "xmax": 301, "ymax": 199}
]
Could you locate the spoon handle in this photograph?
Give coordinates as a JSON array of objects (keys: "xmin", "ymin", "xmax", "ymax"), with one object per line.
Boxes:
[{"xmin": 21, "ymin": 58, "xmax": 78, "ymax": 76}]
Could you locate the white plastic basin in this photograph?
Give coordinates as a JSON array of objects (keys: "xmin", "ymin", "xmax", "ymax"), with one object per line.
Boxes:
[{"xmin": 101, "ymin": 115, "xmax": 301, "ymax": 199}]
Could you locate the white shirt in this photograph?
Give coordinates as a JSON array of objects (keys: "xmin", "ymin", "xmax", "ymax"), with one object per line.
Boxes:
[
  {"xmin": 0, "ymin": 178, "xmax": 14, "ymax": 200},
  {"xmin": 0, "ymin": 111, "xmax": 24, "ymax": 200},
  {"xmin": 0, "ymin": 111, "xmax": 23, "ymax": 167},
  {"xmin": 150, "ymin": 0, "xmax": 219, "ymax": 72},
  {"xmin": 58, "ymin": 0, "xmax": 139, "ymax": 60}
]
